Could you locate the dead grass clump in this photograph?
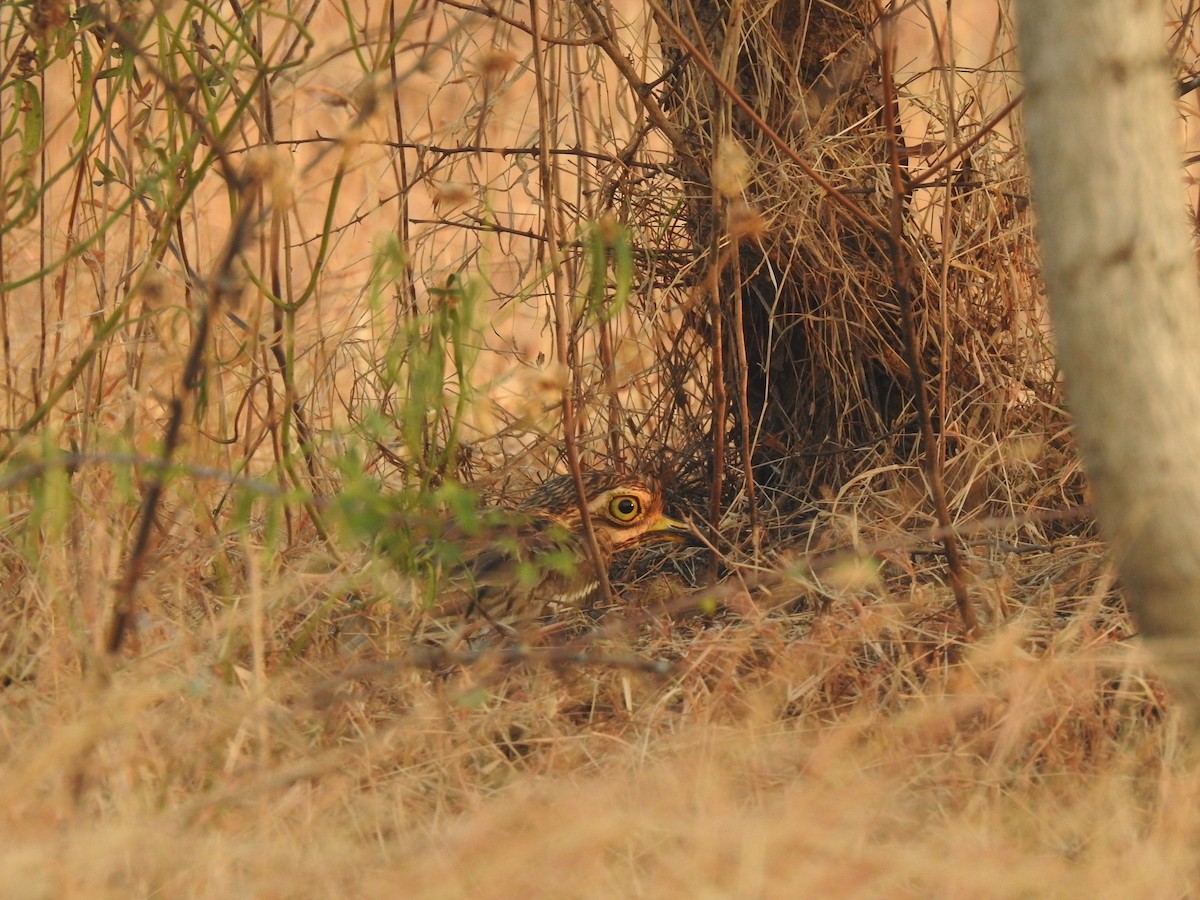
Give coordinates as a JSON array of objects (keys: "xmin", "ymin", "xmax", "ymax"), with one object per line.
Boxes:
[{"xmin": 0, "ymin": 579, "xmax": 1185, "ymax": 896}]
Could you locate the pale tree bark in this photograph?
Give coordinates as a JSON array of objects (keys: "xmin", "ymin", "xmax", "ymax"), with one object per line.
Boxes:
[{"xmin": 1014, "ymin": 0, "xmax": 1200, "ymax": 722}]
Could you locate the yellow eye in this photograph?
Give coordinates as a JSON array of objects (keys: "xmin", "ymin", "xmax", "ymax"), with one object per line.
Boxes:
[{"xmin": 607, "ymin": 494, "xmax": 642, "ymax": 523}]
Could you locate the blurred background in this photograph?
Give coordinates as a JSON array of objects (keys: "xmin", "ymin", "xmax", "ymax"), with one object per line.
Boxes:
[{"xmin": 4, "ymin": 1, "xmax": 1200, "ymax": 894}]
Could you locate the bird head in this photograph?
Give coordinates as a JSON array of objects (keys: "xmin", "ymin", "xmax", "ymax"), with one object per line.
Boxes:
[{"xmin": 522, "ymin": 472, "xmax": 695, "ymax": 556}]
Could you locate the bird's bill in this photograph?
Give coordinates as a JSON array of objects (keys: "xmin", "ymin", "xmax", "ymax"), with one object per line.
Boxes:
[{"xmin": 644, "ymin": 514, "xmax": 699, "ymax": 545}]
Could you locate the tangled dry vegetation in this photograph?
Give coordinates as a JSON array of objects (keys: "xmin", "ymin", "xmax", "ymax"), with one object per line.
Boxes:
[{"xmin": 3, "ymin": 0, "xmax": 1200, "ymax": 895}]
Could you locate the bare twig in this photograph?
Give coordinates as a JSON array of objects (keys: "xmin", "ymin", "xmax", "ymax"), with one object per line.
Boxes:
[{"xmin": 874, "ymin": 3, "xmax": 977, "ymax": 637}]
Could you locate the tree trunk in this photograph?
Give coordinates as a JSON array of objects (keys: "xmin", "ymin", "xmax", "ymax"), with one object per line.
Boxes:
[{"xmin": 1015, "ymin": 0, "xmax": 1200, "ymax": 722}]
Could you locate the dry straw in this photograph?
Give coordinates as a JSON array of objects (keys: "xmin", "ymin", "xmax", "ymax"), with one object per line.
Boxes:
[{"xmin": 0, "ymin": 0, "xmax": 1198, "ymax": 894}]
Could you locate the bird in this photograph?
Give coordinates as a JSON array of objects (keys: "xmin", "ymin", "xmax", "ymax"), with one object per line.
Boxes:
[{"xmin": 424, "ymin": 471, "xmax": 695, "ymax": 629}]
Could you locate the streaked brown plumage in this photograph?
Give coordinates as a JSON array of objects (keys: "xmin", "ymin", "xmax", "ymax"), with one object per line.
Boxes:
[{"xmin": 429, "ymin": 472, "xmax": 693, "ymax": 626}]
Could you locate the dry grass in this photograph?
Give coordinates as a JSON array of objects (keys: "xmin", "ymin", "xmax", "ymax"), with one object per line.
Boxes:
[{"xmin": 4, "ymin": 0, "xmax": 1200, "ymax": 895}]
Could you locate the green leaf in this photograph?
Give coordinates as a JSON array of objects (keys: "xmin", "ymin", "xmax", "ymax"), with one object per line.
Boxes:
[
  {"xmin": 72, "ymin": 37, "xmax": 94, "ymax": 146},
  {"xmin": 17, "ymin": 81, "xmax": 43, "ymax": 164},
  {"xmin": 610, "ymin": 225, "xmax": 634, "ymax": 318}
]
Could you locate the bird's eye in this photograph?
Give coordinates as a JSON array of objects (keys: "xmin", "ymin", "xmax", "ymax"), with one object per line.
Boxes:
[{"xmin": 608, "ymin": 494, "xmax": 642, "ymax": 523}]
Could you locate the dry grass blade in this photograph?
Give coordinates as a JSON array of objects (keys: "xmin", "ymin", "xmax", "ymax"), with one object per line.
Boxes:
[{"xmin": 1, "ymin": 0, "xmax": 1199, "ymax": 895}]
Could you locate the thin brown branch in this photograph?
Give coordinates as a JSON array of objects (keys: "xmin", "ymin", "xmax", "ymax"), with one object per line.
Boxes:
[
  {"xmin": 528, "ymin": 0, "xmax": 615, "ymax": 606},
  {"xmin": 106, "ymin": 186, "xmax": 257, "ymax": 655},
  {"xmin": 874, "ymin": 3, "xmax": 977, "ymax": 637}
]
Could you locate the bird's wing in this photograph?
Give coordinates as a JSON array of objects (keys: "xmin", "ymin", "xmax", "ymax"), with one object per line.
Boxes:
[{"xmin": 425, "ymin": 514, "xmax": 586, "ymax": 622}]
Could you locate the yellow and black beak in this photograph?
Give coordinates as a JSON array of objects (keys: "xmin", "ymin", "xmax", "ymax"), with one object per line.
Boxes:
[{"xmin": 642, "ymin": 513, "xmax": 702, "ymax": 546}]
